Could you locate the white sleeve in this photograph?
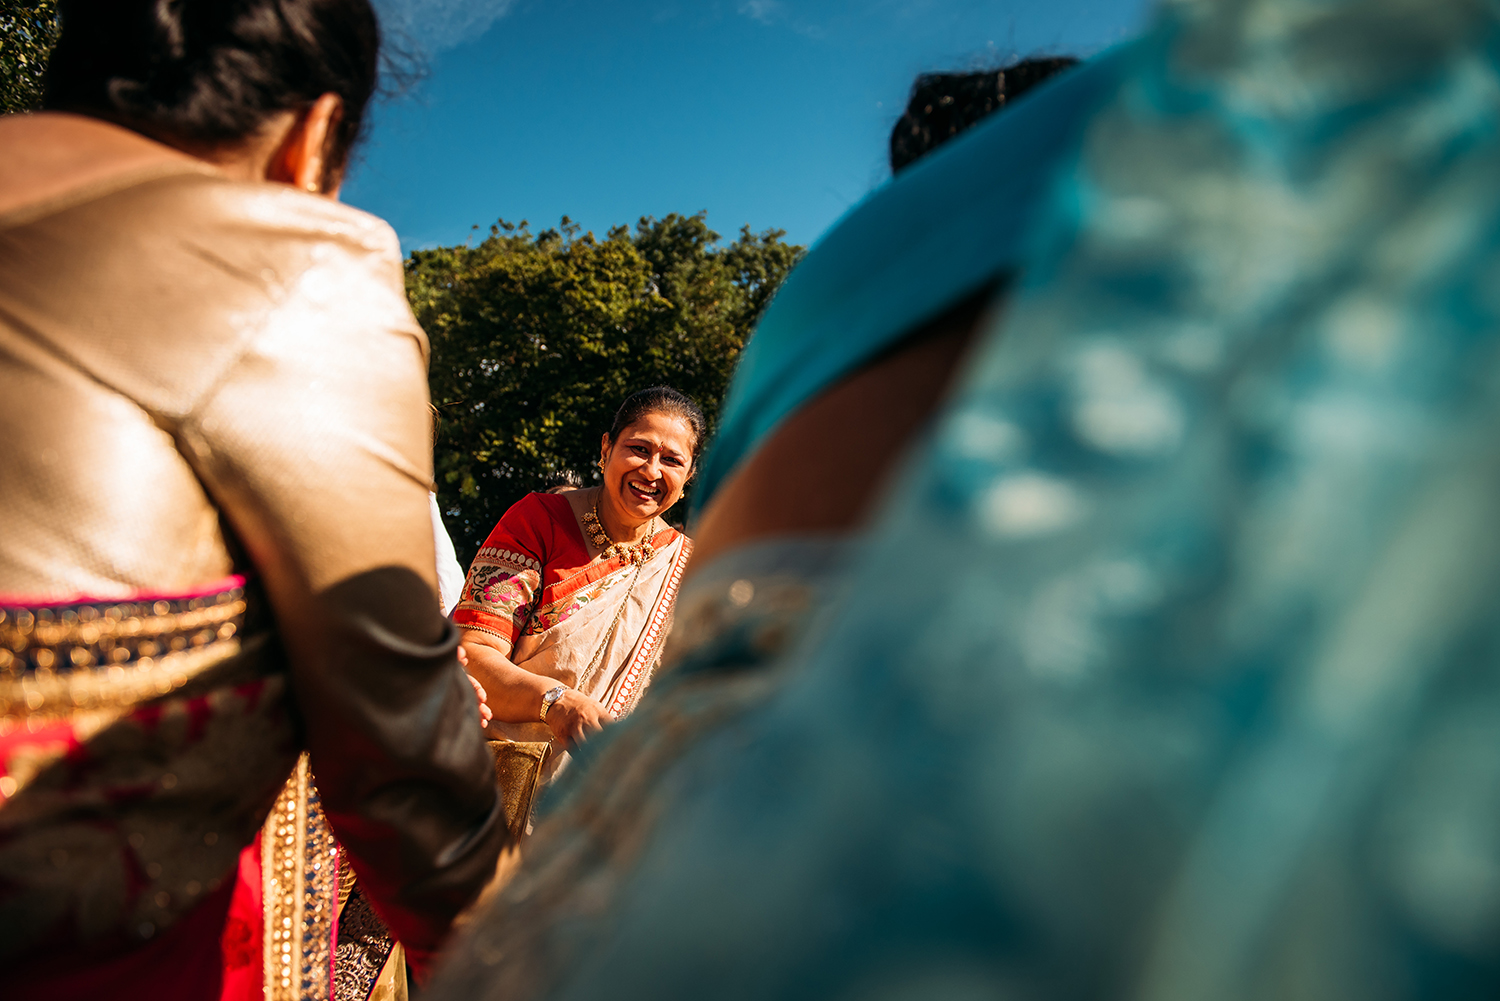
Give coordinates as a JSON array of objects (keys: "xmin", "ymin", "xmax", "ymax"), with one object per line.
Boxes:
[{"xmin": 430, "ymin": 492, "xmax": 467, "ymax": 616}]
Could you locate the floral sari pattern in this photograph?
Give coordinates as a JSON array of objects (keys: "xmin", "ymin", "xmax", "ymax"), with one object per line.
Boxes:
[{"xmin": 458, "ymin": 547, "xmax": 544, "ymax": 646}]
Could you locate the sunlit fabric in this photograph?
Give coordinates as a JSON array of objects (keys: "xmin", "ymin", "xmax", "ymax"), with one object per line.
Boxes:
[
  {"xmin": 432, "ymin": 0, "xmax": 1500, "ymax": 997},
  {"xmin": 0, "ymin": 114, "xmax": 504, "ymax": 996},
  {"xmin": 691, "ymin": 44, "xmax": 1131, "ymax": 511}
]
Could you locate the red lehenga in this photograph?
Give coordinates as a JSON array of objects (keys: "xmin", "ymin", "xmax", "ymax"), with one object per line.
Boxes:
[
  {"xmin": 0, "ymin": 578, "xmax": 297, "ymax": 1000},
  {"xmin": 0, "ymin": 577, "xmax": 410, "ymax": 1001}
]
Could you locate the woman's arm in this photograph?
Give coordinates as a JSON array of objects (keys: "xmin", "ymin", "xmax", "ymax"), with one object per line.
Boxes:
[
  {"xmin": 177, "ymin": 199, "xmax": 505, "ymax": 975},
  {"xmin": 461, "ymin": 628, "xmax": 614, "ymax": 747}
]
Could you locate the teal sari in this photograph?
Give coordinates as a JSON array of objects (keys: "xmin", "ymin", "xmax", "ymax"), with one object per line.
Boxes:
[{"xmin": 434, "ymin": 0, "xmax": 1500, "ymax": 997}]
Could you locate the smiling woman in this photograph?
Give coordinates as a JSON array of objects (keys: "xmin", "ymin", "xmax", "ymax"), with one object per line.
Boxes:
[{"xmin": 453, "ymin": 387, "xmax": 702, "ymax": 792}]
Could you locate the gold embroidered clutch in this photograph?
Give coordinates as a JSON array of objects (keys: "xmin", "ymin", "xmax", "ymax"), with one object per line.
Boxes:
[{"xmin": 488, "ymin": 739, "xmax": 552, "ymax": 839}]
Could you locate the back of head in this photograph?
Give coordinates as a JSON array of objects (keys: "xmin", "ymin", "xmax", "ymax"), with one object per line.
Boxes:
[
  {"xmin": 889, "ymin": 56, "xmax": 1079, "ymax": 174},
  {"xmin": 43, "ymin": 0, "xmax": 380, "ymax": 180},
  {"xmin": 544, "ymin": 470, "xmax": 585, "ymax": 493}
]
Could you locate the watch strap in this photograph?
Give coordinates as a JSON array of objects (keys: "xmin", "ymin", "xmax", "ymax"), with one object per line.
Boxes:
[{"xmin": 539, "ymin": 684, "xmax": 567, "ymax": 722}]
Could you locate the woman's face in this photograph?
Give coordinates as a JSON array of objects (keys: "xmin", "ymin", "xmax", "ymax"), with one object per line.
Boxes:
[{"xmin": 599, "ymin": 412, "xmax": 695, "ymax": 526}]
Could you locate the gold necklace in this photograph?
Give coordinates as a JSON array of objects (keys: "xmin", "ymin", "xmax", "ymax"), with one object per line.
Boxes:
[{"xmin": 584, "ymin": 497, "xmax": 657, "ymax": 565}]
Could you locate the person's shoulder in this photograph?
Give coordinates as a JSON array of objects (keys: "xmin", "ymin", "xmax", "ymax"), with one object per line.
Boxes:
[
  {"xmin": 500, "ymin": 491, "xmax": 577, "ymax": 537},
  {"xmin": 172, "ymin": 178, "xmax": 423, "ymax": 367},
  {"xmin": 487, "ymin": 492, "xmax": 583, "ymax": 568},
  {"xmin": 0, "ymin": 112, "xmax": 210, "ymax": 227},
  {"xmin": 152, "ymin": 175, "xmax": 402, "ymax": 274},
  {"xmin": 509, "ymin": 490, "xmax": 568, "ymax": 514},
  {"xmin": 9, "ymin": 163, "xmax": 409, "ymax": 316},
  {"xmin": 24, "ymin": 161, "xmax": 402, "ymax": 293},
  {"xmin": 0, "ymin": 113, "xmax": 397, "ymax": 257},
  {"xmin": 654, "ymin": 521, "xmax": 691, "ymax": 549},
  {"xmin": 0, "ymin": 131, "xmax": 418, "ymax": 416}
]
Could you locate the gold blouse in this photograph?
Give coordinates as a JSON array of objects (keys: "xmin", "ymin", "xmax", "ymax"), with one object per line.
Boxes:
[{"xmin": 0, "ymin": 114, "xmax": 503, "ymax": 970}]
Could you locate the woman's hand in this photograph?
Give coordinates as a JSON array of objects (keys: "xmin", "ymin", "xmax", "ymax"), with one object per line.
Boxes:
[
  {"xmin": 467, "ymin": 674, "xmax": 493, "ymax": 729},
  {"xmin": 459, "ymin": 629, "xmax": 611, "ymax": 744},
  {"xmin": 457, "ymin": 645, "xmax": 492, "ymax": 730},
  {"xmin": 545, "ymin": 689, "xmax": 615, "ymax": 748}
]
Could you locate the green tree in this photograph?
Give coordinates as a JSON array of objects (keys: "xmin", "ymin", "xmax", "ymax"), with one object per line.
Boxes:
[
  {"xmin": 410, "ymin": 213, "xmax": 803, "ymax": 564},
  {"xmin": 0, "ymin": 0, "xmax": 57, "ymax": 114}
]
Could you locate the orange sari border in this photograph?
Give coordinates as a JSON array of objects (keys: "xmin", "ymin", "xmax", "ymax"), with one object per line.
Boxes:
[
  {"xmin": 546, "ymin": 525, "xmax": 683, "ymax": 605},
  {"xmin": 606, "ymin": 538, "xmax": 693, "ymax": 718}
]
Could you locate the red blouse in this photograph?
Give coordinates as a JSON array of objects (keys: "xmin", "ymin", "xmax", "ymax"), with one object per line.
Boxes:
[{"xmin": 452, "ymin": 492, "xmax": 681, "ymax": 648}]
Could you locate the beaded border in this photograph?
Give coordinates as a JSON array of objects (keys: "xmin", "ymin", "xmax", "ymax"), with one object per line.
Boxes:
[
  {"xmin": 606, "ymin": 538, "xmax": 692, "ymax": 718},
  {"xmin": 263, "ymin": 753, "xmax": 338, "ymax": 1001},
  {"xmin": 0, "ymin": 584, "xmax": 247, "ymax": 720}
]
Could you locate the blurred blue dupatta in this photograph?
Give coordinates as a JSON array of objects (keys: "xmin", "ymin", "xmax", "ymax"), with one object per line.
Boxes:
[
  {"xmin": 693, "ymin": 44, "xmax": 1132, "ymax": 510},
  {"xmin": 433, "ymin": 0, "xmax": 1500, "ymax": 998}
]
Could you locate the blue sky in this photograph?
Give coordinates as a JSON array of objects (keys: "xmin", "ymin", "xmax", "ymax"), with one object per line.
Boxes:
[{"xmin": 349, "ymin": 0, "xmax": 1152, "ymax": 252}]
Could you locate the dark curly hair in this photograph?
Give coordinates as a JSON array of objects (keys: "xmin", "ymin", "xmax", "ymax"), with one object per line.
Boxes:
[
  {"xmin": 889, "ymin": 56, "xmax": 1079, "ymax": 174},
  {"xmin": 43, "ymin": 0, "xmax": 380, "ymax": 179}
]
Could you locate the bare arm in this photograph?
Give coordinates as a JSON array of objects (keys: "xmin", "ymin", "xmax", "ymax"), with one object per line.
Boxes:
[{"xmin": 461, "ymin": 628, "xmax": 614, "ymax": 747}]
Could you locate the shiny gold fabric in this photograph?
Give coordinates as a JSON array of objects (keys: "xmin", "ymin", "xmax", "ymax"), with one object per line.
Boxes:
[
  {"xmin": 0, "ymin": 114, "xmax": 505, "ymax": 977},
  {"xmin": 0, "ymin": 150, "xmax": 433, "ymax": 600}
]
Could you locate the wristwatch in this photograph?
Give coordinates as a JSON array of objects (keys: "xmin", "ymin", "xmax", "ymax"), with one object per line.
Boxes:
[{"xmin": 539, "ymin": 685, "xmax": 567, "ymax": 722}]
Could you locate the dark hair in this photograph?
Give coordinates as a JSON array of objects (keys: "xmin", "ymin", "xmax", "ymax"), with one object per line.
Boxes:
[
  {"xmin": 543, "ymin": 469, "xmax": 584, "ymax": 493},
  {"xmin": 889, "ymin": 56, "xmax": 1079, "ymax": 174},
  {"xmin": 607, "ymin": 387, "xmax": 708, "ymax": 469},
  {"xmin": 43, "ymin": 0, "xmax": 380, "ymax": 178}
]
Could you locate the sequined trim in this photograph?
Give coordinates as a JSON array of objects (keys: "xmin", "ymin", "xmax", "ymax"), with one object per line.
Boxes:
[
  {"xmin": 0, "ymin": 583, "xmax": 247, "ymax": 719},
  {"xmin": 263, "ymin": 753, "xmax": 339, "ymax": 1001},
  {"xmin": 605, "ymin": 539, "xmax": 692, "ymax": 718}
]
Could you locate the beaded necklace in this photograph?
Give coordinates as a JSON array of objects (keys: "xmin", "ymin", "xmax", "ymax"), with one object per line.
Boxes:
[{"xmin": 583, "ymin": 496, "xmax": 657, "ymax": 565}]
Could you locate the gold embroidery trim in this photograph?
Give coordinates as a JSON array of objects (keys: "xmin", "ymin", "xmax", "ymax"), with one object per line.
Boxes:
[
  {"xmin": 606, "ymin": 538, "xmax": 692, "ymax": 719},
  {"xmin": 0, "ymin": 587, "xmax": 247, "ymax": 719},
  {"xmin": 263, "ymin": 753, "xmax": 339, "ymax": 1001},
  {"xmin": 0, "ymin": 639, "xmax": 242, "ymax": 721},
  {"xmin": 0, "ymin": 596, "xmax": 244, "ymax": 653}
]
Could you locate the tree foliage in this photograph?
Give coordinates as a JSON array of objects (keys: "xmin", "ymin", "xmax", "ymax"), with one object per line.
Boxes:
[
  {"xmin": 0, "ymin": 0, "xmax": 57, "ymax": 115},
  {"xmin": 410, "ymin": 213, "xmax": 803, "ymax": 564}
]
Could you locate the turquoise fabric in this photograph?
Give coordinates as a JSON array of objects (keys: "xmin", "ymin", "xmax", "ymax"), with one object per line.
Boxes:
[
  {"xmin": 433, "ymin": 0, "xmax": 1500, "ymax": 997},
  {"xmin": 692, "ymin": 44, "xmax": 1131, "ymax": 510}
]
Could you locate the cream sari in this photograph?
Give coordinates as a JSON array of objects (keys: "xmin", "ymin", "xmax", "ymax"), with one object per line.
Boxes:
[{"xmin": 454, "ymin": 490, "xmax": 693, "ymax": 782}]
